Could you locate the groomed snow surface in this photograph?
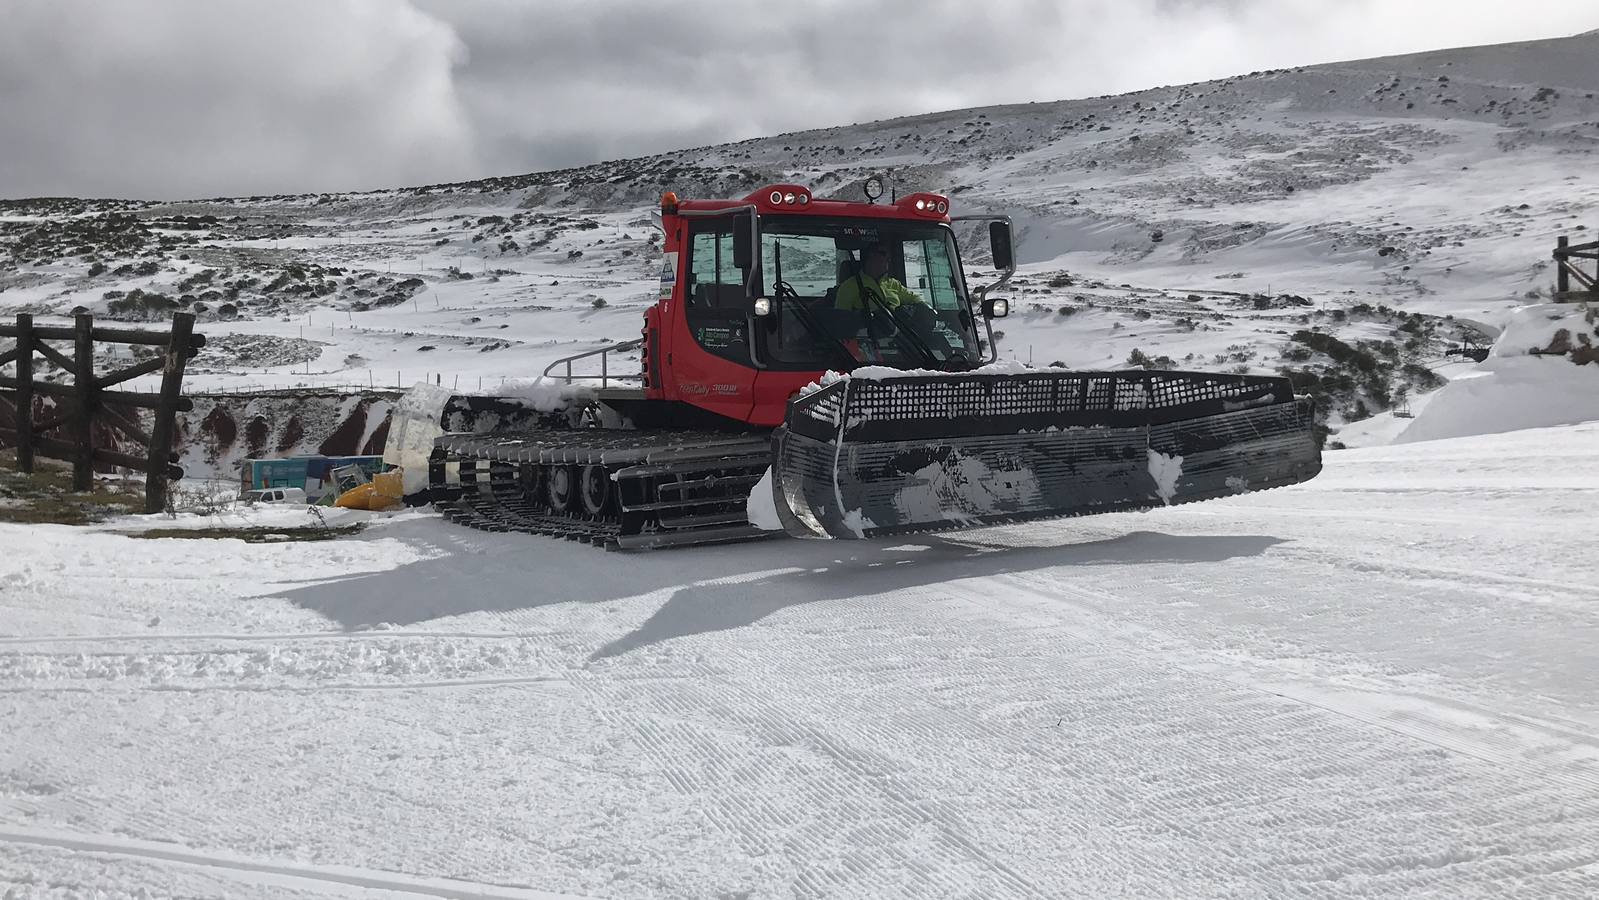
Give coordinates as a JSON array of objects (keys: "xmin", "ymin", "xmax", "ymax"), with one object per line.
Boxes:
[{"xmin": 5, "ymin": 420, "xmax": 1599, "ymax": 899}]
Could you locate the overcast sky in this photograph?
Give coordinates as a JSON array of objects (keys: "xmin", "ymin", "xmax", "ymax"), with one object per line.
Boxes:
[{"xmin": 1, "ymin": 0, "xmax": 1594, "ymax": 200}]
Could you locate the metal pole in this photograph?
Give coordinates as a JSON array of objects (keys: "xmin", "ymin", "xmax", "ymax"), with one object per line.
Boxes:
[{"xmin": 15, "ymin": 314, "xmax": 34, "ymax": 473}]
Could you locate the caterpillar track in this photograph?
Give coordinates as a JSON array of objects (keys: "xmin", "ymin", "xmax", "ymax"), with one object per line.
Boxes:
[{"xmin": 428, "ymin": 429, "xmax": 778, "ymax": 550}]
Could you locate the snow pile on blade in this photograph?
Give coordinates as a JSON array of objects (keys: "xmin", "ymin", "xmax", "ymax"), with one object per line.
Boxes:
[
  {"xmin": 744, "ymin": 468, "xmax": 784, "ymax": 531},
  {"xmin": 771, "ymin": 367, "xmax": 1320, "ymax": 539}
]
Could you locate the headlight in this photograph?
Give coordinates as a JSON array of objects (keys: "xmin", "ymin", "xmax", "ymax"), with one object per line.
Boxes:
[{"xmin": 753, "ymin": 297, "xmax": 772, "ymax": 317}]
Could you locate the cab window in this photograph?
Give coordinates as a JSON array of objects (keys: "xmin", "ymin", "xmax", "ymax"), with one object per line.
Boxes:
[
  {"xmin": 902, "ymin": 237, "xmax": 961, "ymax": 310},
  {"xmin": 684, "ymin": 221, "xmax": 752, "ymax": 364},
  {"xmin": 687, "ymin": 230, "xmax": 743, "ymax": 309}
]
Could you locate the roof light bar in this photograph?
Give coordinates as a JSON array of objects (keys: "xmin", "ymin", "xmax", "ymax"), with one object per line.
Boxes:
[
  {"xmin": 754, "ymin": 185, "xmax": 812, "ymax": 207},
  {"xmin": 901, "ymin": 192, "xmax": 951, "ymax": 217}
]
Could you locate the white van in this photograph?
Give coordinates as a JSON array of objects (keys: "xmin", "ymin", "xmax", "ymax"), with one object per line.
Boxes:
[{"xmin": 242, "ymin": 487, "xmax": 308, "ymax": 505}]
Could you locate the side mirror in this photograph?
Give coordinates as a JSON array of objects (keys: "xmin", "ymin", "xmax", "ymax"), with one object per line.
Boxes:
[
  {"xmin": 752, "ymin": 296, "xmax": 772, "ymax": 317},
  {"xmin": 983, "ymin": 296, "xmax": 1010, "ymax": 319},
  {"xmin": 732, "ymin": 211, "xmax": 754, "ymax": 271},
  {"xmin": 989, "ymin": 221, "xmax": 1014, "ymax": 271}
]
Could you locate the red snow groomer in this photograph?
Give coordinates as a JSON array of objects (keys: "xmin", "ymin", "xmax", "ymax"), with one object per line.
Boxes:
[{"xmin": 391, "ymin": 181, "xmax": 1321, "ymax": 548}]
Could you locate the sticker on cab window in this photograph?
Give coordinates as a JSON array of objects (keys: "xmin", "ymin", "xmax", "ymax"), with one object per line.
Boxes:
[{"xmin": 659, "ymin": 252, "xmax": 676, "ymax": 300}]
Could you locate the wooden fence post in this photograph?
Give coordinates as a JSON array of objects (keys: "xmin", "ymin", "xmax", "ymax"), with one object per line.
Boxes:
[
  {"xmin": 145, "ymin": 313, "xmax": 195, "ymax": 514},
  {"xmin": 72, "ymin": 313, "xmax": 95, "ymax": 491},
  {"xmin": 15, "ymin": 314, "xmax": 34, "ymax": 474},
  {"xmin": 1556, "ymin": 236, "xmax": 1569, "ymax": 294}
]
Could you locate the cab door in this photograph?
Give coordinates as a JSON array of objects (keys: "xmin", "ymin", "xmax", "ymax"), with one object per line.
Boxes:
[{"xmin": 666, "ymin": 217, "xmax": 758, "ymax": 422}]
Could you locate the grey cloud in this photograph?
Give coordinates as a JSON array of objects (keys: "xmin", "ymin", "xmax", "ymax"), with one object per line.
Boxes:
[
  {"xmin": 2, "ymin": 0, "xmax": 1595, "ymax": 198},
  {"xmin": 0, "ymin": 0, "xmax": 476, "ymax": 199}
]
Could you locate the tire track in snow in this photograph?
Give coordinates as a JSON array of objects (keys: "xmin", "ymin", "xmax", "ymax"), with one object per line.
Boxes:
[
  {"xmin": 917, "ymin": 570, "xmax": 1599, "ymax": 891},
  {"xmin": 571, "ymin": 650, "xmax": 1051, "ymax": 899},
  {"xmin": 0, "ymin": 631, "xmax": 580, "ymax": 696},
  {"xmin": 0, "ymin": 674, "xmax": 573, "ymax": 695},
  {"xmin": 0, "ymin": 629, "xmax": 541, "ymax": 646},
  {"xmin": 580, "ymin": 577, "xmax": 1202, "ymax": 896},
  {"xmin": 1009, "ymin": 571, "xmax": 1599, "ymax": 799},
  {"xmin": 1245, "ymin": 681, "xmax": 1599, "ymax": 795},
  {"xmin": 1267, "ymin": 547, "xmax": 1599, "ymax": 603},
  {"xmin": 0, "ymin": 825, "xmax": 594, "ymax": 899}
]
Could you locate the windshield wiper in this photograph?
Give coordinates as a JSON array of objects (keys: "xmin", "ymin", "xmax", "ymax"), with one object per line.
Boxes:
[
  {"xmin": 773, "ymin": 240, "xmax": 858, "ymax": 369},
  {"xmin": 789, "ymin": 294, "xmax": 859, "ymax": 369}
]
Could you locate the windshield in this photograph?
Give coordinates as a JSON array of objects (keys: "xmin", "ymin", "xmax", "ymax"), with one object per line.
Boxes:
[{"xmin": 755, "ymin": 217, "xmax": 982, "ymax": 370}]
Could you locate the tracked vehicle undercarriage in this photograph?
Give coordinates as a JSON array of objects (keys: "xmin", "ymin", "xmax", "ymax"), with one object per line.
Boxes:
[{"xmin": 431, "ymin": 428, "xmax": 773, "ymax": 550}]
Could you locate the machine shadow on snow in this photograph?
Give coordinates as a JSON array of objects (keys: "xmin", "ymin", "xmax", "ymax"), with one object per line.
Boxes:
[
  {"xmin": 587, "ymin": 531, "xmax": 1285, "ymax": 660},
  {"xmin": 273, "ymin": 519, "xmax": 1282, "ymax": 647}
]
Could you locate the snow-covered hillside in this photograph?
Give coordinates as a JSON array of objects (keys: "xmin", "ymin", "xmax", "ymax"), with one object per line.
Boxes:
[{"xmin": 1, "ymin": 31, "xmax": 1595, "ymax": 459}]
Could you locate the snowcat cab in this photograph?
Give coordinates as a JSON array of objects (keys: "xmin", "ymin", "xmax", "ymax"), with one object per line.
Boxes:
[{"xmin": 395, "ymin": 183, "xmax": 1321, "ymax": 548}]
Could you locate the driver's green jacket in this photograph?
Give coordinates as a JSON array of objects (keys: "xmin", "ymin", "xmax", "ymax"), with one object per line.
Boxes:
[{"xmin": 834, "ymin": 273, "xmax": 926, "ymax": 311}]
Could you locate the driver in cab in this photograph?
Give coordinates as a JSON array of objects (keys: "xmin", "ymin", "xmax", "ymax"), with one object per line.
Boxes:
[{"xmin": 834, "ymin": 243, "xmax": 927, "ymax": 313}]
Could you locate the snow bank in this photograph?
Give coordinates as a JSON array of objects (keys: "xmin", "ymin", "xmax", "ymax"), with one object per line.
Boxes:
[
  {"xmin": 1395, "ymin": 304, "xmax": 1599, "ymax": 444},
  {"xmin": 849, "ymin": 359, "xmax": 1034, "ymax": 380},
  {"xmin": 94, "ymin": 503, "xmax": 370, "ymax": 533},
  {"xmin": 797, "ymin": 360, "xmax": 1035, "ymax": 396}
]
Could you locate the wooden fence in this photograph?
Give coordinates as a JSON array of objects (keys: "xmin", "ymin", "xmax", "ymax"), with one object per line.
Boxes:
[
  {"xmin": 0, "ymin": 312, "xmax": 203, "ymax": 513},
  {"xmin": 1555, "ymin": 235, "xmax": 1598, "ymax": 301}
]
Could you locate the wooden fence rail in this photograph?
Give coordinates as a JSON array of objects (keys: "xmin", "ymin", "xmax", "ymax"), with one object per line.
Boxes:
[
  {"xmin": 0, "ymin": 312, "xmax": 204, "ymax": 513},
  {"xmin": 1555, "ymin": 234, "xmax": 1599, "ymax": 300}
]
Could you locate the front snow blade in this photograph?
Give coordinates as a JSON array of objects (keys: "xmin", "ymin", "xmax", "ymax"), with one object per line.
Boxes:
[{"xmin": 771, "ymin": 369, "xmax": 1321, "ymax": 539}]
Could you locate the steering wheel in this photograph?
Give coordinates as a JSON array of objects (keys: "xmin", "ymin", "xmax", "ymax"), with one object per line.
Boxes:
[
  {"xmin": 774, "ymin": 280, "xmax": 800, "ymax": 299},
  {"xmin": 903, "ymin": 302, "xmax": 935, "ymax": 331},
  {"xmin": 862, "ymin": 304, "xmax": 895, "ymax": 339}
]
